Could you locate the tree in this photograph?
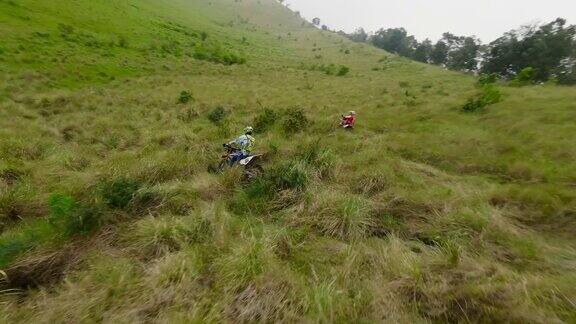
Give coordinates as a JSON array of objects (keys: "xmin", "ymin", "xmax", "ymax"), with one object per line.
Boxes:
[
  {"xmin": 371, "ymin": 28, "xmax": 417, "ymax": 57},
  {"xmin": 482, "ymin": 18, "xmax": 576, "ymax": 82},
  {"xmin": 430, "ymin": 40, "xmax": 449, "ymax": 65},
  {"xmin": 321, "ymin": 25, "xmax": 328, "ymax": 31},
  {"xmin": 348, "ymin": 28, "xmax": 368, "ymax": 43},
  {"xmin": 412, "ymin": 39, "xmax": 433, "ymax": 63},
  {"xmin": 428, "ymin": 33, "xmax": 481, "ymax": 71},
  {"xmin": 312, "ymin": 17, "xmax": 320, "ymax": 26},
  {"xmin": 447, "ymin": 36, "xmax": 481, "ymax": 71}
]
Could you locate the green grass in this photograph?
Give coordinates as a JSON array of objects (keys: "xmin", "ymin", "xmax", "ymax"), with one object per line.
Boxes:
[{"xmin": 0, "ymin": 0, "xmax": 575, "ymax": 322}]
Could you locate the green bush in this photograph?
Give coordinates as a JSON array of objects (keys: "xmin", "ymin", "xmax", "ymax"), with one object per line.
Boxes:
[
  {"xmin": 229, "ymin": 160, "xmax": 310, "ymax": 215},
  {"xmin": 510, "ymin": 67, "xmax": 536, "ymax": 86},
  {"xmin": 63, "ymin": 204, "xmax": 103, "ymax": 236},
  {"xmin": 117, "ymin": 35, "xmax": 129, "ymax": 48},
  {"xmin": 178, "ymin": 90, "xmax": 194, "ymax": 104},
  {"xmin": 298, "ymin": 143, "xmax": 338, "ymax": 179},
  {"xmin": 461, "ymin": 85, "xmax": 502, "ymax": 112},
  {"xmin": 319, "ymin": 64, "xmax": 337, "ymax": 75},
  {"xmin": 100, "ymin": 178, "xmax": 141, "ymax": 209},
  {"xmin": 58, "ymin": 23, "xmax": 74, "ymax": 37},
  {"xmin": 268, "ymin": 161, "xmax": 309, "ymax": 191},
  {"xmin": 193, "ymin": 44, "xmax": 246, "ymax": 65},
  {"xmin": 207, "ymin": 106, "xmax": 227, "ymax": 124},
  {"xmin": 478, "ymin": 73, "xmax": 498, "ymax": 85},
  {"xmin": 282, "ymin": 108, "xmax": 309, "ymax": 134},
  {"xmin": 337, "ymin": 65, "xmax": 350, "ymax": 76},
  {"xmin": 177, "ymin": 107, "xmax": 198, "ymax": 122},
  {"xmin": 253, "ymin": 108, "xmax": 277, "ymax": 133},
  {"xmin": 47, "ymin": 194, "xmax": 75, "ymax": 226},
  {"xmin": 47, "ymin": 193, "xmax": 103, "ymax": 236}
]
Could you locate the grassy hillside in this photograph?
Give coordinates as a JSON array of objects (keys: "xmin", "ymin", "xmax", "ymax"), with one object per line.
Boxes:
[{"xmin": 1, "ymin": 0, "xmax": 575, "ymax": 322}]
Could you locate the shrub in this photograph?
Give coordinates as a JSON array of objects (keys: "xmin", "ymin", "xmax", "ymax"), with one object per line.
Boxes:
[
  {"xmin": 461, "ymin": 85, "xmax": 502, "ymax": 112},
  {"xmin": 177, "ymin": 107, "xmax": 198, "ymax": 122},
  {"xmin": 214, "ymin": 239, "xmax": 265, "ymax": 292},
  {"xmin": 478, "ymin": 73, "xmax": 498, "ymax": 85},
  {"xmin": 47, "ymin": 194, "xmax": 75, "ymax": 226},
  {"xmin": 100, "ymin": 178, "xmax": 141, "ymax": 209},
  {"xmin": 178, "ymin": 90, "xmax": 194, "ymax": 104},
  {"xmin": 47, "ymin": 194, "xmax": 103, "ymax": 236},
  {"xmin": 193, "ymin": 44, "xmax": 246, "ymax": 65},
  {"xmin": 0, "ymin": 185, "xmax": 38, "ymax": 229},
  {"xmin": 319, "ymin": 64, "xmax": 336, "ymax": 75},
  {"xmin": 298, "ymin": 142, "xmax": 338, "ymax": 179},
  {"xmin": 129, "ymin": 214, "xmax": 214, "ymax": 257},
  {"xmin": 509, "ymin": 67, "xmax": 536, "ymax": 86},
  {"xmin": 117, "ymin": 35, "xmax": 128, "ymax": 48},
  {"xmin": 282, "ymin": 108, "xmax": 309, "ymax": 134},
  {"xmin": 307, "ymin": 193, "xmax": 373, "ymax": 241},
  {"xmin": 268, "ymin": 161, "xmax": 309, "ymax": 191},
  {"xmin": 63, "ymin": 204, "xmax": 103, "ymax": 236},
  {"xmin": 57, "ymin": 23, "xmax": 74, "ymax": 37},
  {"xmin": 336, "ymin": 65, "xmax": 350, "ymax": 76},
  {"xmin": 207, "ymin": 106, "xmax": 227, "ymax": 124},
  {"xmin": 230, "ymin": 160, "xmax": 310, "ymax": 214},
  {"xmin": 253, "ymin": 108, "xmax": 278, "ymax": 133}
]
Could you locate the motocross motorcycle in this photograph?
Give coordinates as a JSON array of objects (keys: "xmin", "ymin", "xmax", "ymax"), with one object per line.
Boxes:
[{"xmin": 217, "ymin": 144, "xmax": 265, "ymax": 180}]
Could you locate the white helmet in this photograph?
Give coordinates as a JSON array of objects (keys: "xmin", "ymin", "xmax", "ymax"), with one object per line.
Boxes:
[
  {"xmin": 349, "ymin": 111, "xmax": 356, "ymax": 115},
  {"xmin": 244, "ymin": 126, "xmax": 254, "ymax": 134}
]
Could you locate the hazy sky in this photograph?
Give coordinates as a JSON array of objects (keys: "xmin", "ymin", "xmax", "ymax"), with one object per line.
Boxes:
[{"xmin": 286, "ymin": 0, "xmax": 576, "ymax": 43}]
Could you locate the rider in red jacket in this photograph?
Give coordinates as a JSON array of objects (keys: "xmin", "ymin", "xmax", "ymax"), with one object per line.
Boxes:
[{"xmin": 341, "ymin": 111, "xmax": 356, "ymax": 128}]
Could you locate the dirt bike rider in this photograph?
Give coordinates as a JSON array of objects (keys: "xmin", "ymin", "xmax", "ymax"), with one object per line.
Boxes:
[
  {"xmin": 340, "ymin": 111, "xmax": 356, "ymax": 128},
  {"xmin": 225, "ymin": 126, "xmax": 255, "ymax": 165}
]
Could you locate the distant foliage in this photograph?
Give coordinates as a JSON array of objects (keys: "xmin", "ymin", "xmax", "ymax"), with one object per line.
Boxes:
[
  {"xmin": 306, "ymin": 64, "xmax": 350, "ymax": 76},
  {"xmin": 478, "ymin": 73, "xmax": 498, "ymax": 85},
  {"xmin": 462, "ymin": 85, "xmax": 502, "ymax": 112},
  {"xmin": 193, "ymin": 44, "xmax": 246, "ymax": 65},
  {"xmin": 509, "ymin": 67, "xmax": 536, "ymax": 86},
  {"xmin": 253, "ymin": 108, "xmax": 278, "ymax": 133},
  {"xmin": 337, "ymin": 65, "xmax": 350, "ymax": 76},
  {"xmin": 282, "ymin": 108, "xmax": 309, "ymax": 134},
  {"xmin": 101, "ymin": 178, "xmax": 141, "ymax": 209},
  {"xmin": 349, "ymin": 18, "xmax": 576, "ymax": 84},
  {"xmin": 347, "ymin": 28, "xmax": 368, "ymax": 43},
  {"xmin": 208, "ymin": 106, "xmax": 227, "ymax": 124},
  {"xmin": 482, "ymin": 19, "xmax": 576, "ymax": 83},
  {"xmin": 178, "ymin": 90, "xmax": 194, "ymax": 104}
]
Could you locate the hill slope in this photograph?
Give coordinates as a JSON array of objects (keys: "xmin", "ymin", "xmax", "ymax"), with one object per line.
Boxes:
[{"xmin": 1, "ymin": 0, "xmax": 575, "ymax": 322}]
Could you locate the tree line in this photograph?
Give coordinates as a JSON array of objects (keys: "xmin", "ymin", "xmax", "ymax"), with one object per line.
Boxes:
[{"xmin": 343, "ymin": 18, "xmax": 576, "ymax": 85}]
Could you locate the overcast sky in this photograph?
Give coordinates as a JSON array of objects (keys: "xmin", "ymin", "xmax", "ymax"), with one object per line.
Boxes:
[{"xmin": 285, "ymin": 0, "xmax": 576, "ymax": 43}]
